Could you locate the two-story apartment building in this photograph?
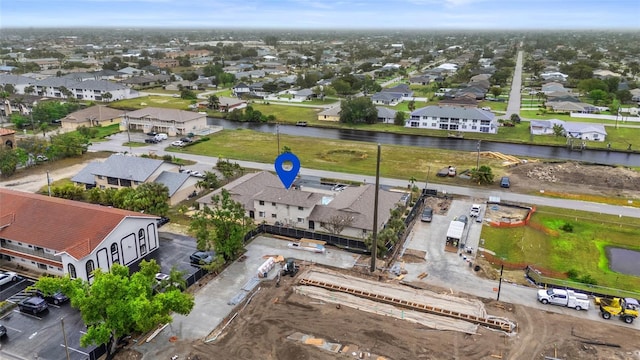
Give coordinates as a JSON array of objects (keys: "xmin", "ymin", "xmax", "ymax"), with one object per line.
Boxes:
[
  {"xmin": 406, "ymin": 105, "xmax": 497, "ymax": 134},
  {"xmin": 122, "ymin": 107, "xmax": 207, "ymax": 136},
  {"xmin": 0, "ymin": 188, "xmax": 159, "ymax": 282},
  {"xmin": 197, "ymin": 171, "xmax": 404, "ymax": 239},
  {"xmin": 71, "ymin": 154, "xmax": 199, "ymax": 205}
]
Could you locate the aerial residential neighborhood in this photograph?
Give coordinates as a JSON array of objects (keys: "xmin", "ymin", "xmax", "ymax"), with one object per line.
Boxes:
[{"xmin": 0, "ymin": 1, "xmax": 640, "ymax": 359}]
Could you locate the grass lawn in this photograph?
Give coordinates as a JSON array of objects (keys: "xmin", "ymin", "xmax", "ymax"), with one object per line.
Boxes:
[
  {"xmin": 109, "ymin": 96, "xmax": 194, "ymax": 111},
  {"xmin": 482, "ymin": 206, "xmax": 640, "ymax": 292},
  {"xmin": 478, "ymin": 101, "xmax": 507, "ymax": 112},
  {"xmin": 250, "ymin": 103, "xmax": 319, "ymax": 124},
  {"xmin": 92, "ymin": 123, "xmax": 121, "ymax": 139},
  {"xmin": 143, "ymin": 87, "xmax": 179, "ymax": 95},
  {"xmin": 216, "ymin": 89, "xmax": 233, "ymax": 97},
  {"xmin": 170, "ymin": 129, "xmax": 507, "ymax": 181}
]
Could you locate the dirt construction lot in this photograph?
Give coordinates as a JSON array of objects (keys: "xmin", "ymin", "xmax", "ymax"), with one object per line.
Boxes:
[{"xmin": 138, "ymin": 264, "xmax": 640, "ymax": 360}]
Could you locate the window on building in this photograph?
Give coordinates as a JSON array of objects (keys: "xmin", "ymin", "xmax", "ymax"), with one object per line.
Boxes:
[
  {"xmin": 259, "ymin": 201, "xmax": 265, "ymax": 206},
  {"xmin": 111, "ymin": 243, "xmax": 119, "ymax": 264},
  {"xmin": 272, "ymin": 202, "xmax": 276, "ymax": 206},
  {"xmin": 298, "ymin": 206, "xmax": 304, "ymax": 211},
  {"xmin": 99, "ymin": 185, "xmax": 105, "ymax": 189},
  {"xmin": 86, "ymin": 260, "xmax": 95, "ymax": 281},
  {"xmin": 297, "ymin": 217, "xmax": 304, "ymax": 223},
  {"xmin": 38, "ymin": 263, "xmax": 47, "ymax": 270},
  {"xmin": 138, "ymin": 229, "xmax": 147, "ymax": 255},
  {"xmin": 271, "ymin": 214, "xmax": 277, "ymax": 218},
  {"xmin": 107, "ymin": 177, "xmax": 119, "ymax": 186},
  {"xmin": 439, "ymin": 124, "xmax": 448, "ymax": 130},
  {"xmin": 68, "ymin": 264, "xmax": 77, "ymax": 278},
  {"xmin": 120, "ymin": 179, "xmax": 132, "ymax": 187},
  {"xmin": 259, "ymin": 211, "xmax": 265, "ymax": 217}
]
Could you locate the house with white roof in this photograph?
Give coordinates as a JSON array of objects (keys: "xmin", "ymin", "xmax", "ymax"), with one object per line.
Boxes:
[{"xmin": 530, "ymin": 119, "xmax": 607, "ymax": 141}]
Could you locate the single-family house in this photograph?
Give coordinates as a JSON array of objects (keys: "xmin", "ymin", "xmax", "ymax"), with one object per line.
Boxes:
[
  {"xmin": 0, "ymin": 188, "xmax": 160, "ymax": 281},
  {"xmin": 541, "ymin": 72, "xmax": 568, "ymax": 81},
  {"xmin": 630, "ymin": 88, "xmax": 640, "ymax": 102},
  {"xmin": 407, "ymin": 105, "xmax": 497, "ymax": 134},
  {"xmin": 60, "ymin": 105, "xmax": 124, "ymax": 131},
  {"xmin": 293, "ymin": 88, "xmax": 315, "ymax": 101},
  {"xmin": 542, "ymin": 82, "xmax": 567, "ymax": 94},
  {"xmin": 71, "ymin": 154, "xmax": 199, "ymax": 205},
  {"xmin": 232, "ymin": 82, "xmax": 251, "ymax": 97},
  {"xmin": 318, "ymin": 105, "xmax": 341, "ymax": 122},
  {"xmin": 530, "ymin": 119, "xmax": 607, "ymax": 142},
  {"xmin": 376, "ymin": 107, "xmax": 397, "ymax": 124},
  {"xmin": 547, "ymin": 101, "xmax": 597, "ymax": 113},
  {"xmin": 371, "ymin": 92, "xmax": 402, "ymax": 106},
  {"xmin": 218, "ymin": 96, "xmax": 247, "ymax": 112},
  {"xmin": 123, "ymin": 107, "xmax": 207, "ymax": 136},
  {"xmin": 381, "ymin": 84, "xmax": 414, "ymax": 98}
]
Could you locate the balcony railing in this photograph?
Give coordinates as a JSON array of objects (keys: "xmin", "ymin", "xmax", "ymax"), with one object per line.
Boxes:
[{"xmin": 1, "ymin": 243, "xmax": 62, "ymax": 262}]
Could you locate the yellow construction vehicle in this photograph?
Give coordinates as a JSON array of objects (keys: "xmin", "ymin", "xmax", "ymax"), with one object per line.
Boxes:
[{"xmin": 599, "ymin": 297, "xmax": 639, "ymax": 324}]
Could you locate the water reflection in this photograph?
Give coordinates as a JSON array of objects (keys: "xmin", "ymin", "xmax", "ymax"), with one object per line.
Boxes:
[
  {"xmin": 208, "ymin": 118, "xmax": 640, "ymax": 167},
  {"xmin": 606, "ymin": 247, "xmax": 640, "ymax": 276}
]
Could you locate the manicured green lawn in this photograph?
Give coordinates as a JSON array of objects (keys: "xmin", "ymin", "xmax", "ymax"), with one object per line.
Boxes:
[
  {"xmin": 92, "ymin": 123, "xmax": 121, "ymax": 139},
  {"xmin": 482, "ymin": 206, "xmax": 640, "ymax": 292},
  {"xmin": 250, "ymin": 104, "xmax": 319, "ymax": 123},
  {"xmin": 478, "ymin": 101, "xmax": 507, "ymax": 112}
]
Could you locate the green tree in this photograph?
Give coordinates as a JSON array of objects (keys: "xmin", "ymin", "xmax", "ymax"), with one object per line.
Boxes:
[
  {"xmin": 339, "ymin": 97, "xmax": 378, "ymax": 124},
  {"xmin": 489, "ymin": 86, "xmax": 502, "ymax": 98},
  {"xmin": 616, "ymin": 89, "xmax": 632, "ymax": 104},
  {"xmin": 180, "ymin": 88, "xmax": 197, "ymax": 100},
  {"xmin": 216, "ymin": 158, "xmax": 242, "ymax": 182},
  {"xmin": 407, "ymin": 100, "xmax": 416, "ymax": 112},
  {"xmin": 0, "ymin": 147, "xmax": 19, "ymax": 177},
  {"xmin": 131, "ymin": 182, "xmax": 170, "ymax": 216},
  {"xmin": 208, "ymin": 94, "xmax": 220, "ymax": 110},
  {"xmin": 588, "ymin": 89, "xmax": 608, "ymax": 105},
  {"xmin": 195, "ymin": 171, "xmax": 221, "ymax": 191},
  {"xmin": 51, "ymin": 183, "xmax": 86, "ymax": 200},
  {"xmin": 34, "ymin": 260, "xmax": 194, "ymax": 360},
  {"xmin": 552, "ymin": 124, "xmax": 565, "ymax": 137},
  {"xmin": 189, "ymin": 188, "xmax": 254, "ymax": 260},
  {"xmin": 50, "ymin": 131, "xmax": 91, "ymax": 158},
  {"xmin": 10, "ymin": 113, "xmax": 29, "ymax": 129},
  {"xmin": 102, "ymin": 92, "xmax": 113, "ymax": 102},
  {"xmin": 470, "ymin": 165, "xmax": 494, "ymax": 185},
  {"xmin": 394, "ymin": 111, "xmax": 407, "ymax": 126}
]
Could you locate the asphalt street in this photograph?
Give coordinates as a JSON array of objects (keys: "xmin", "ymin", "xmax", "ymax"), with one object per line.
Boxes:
[{"xmin": 90, "ymin": 133, "xmax": 640, "ymax": 219}]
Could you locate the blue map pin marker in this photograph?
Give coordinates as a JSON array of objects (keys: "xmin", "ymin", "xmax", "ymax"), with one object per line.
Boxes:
[{"xmin": 274, "ymin": 152, "xmax": 300, "ymax": 189}]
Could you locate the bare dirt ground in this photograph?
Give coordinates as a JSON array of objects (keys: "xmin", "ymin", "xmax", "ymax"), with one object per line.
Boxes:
[
  {"xmin": 123, "ymin": 265, "xmax": 640, "ymax": 360},
  {"xmin": 507, "ymin": 161, "xmax": 640, "ymax": 198}
]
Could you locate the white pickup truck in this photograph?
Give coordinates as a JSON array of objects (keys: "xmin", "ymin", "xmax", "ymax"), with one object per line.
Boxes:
[
  {"xmin": 470, "ymin": 204, "xmax": 481, "ymax": 217},
  {"xmin": 537, "ymin": 288, "xmax": 590, "ymax": 311}
]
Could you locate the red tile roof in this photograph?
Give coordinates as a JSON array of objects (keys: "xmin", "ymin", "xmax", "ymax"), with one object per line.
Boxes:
[
  {"xmin": 0, "ymin": 188, "xmax": 157, "ymax": 260},
  {"xmin": 0, "ymin": 128, "xmax": 16, "ymax": 136}
]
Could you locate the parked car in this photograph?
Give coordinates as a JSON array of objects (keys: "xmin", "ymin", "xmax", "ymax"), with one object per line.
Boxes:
[
  {"xmin": 331, "ymin": 184, "xmax": 347, "ymax": 192},
  {"xmin": 190, "ymin": 251, "xmax": 215, "ymax": 265},
  {"xmin": 145, "ymin": 138, "xmax": 159, "ymax": 144},
  {"xmin": 0, "ymin": 271, "xmax": 19, "ymax": 286},
  {"xmin": 146, "ymin": 131, "xmax": 157, "ymax": 137},
  {"xmin": 500, "ymin": 176, "xmax": 511, "ymax": 188},
  {"xmin": 154, "ymin": 133, "xmax": 168, "ymax": 141},
  {"xmin": 18, "ymin": 296, "xmax": 48, "ymax": 315},
  {"xmin": 190, "ymin": 171, "xmax": 204, "ymax": 178},
  {"xmin": 157, "ymin": 216, "xmax": 170, "ymax": 228},
  {"xmin": 30, "ymin": 289, "xmax": 69, "ymax": 305},
  {"xmin": 456, "ymin": 215, "xmax": 468, "ymax": 225},
  {"xmin": 0, "ymin": 324, "xmax": 6, "ymax": 337},
  {"xmin": 171, "ymin": 140, "xmax": 185, "ymax": 147},
  {"xmin": 36, "ymin": 155, "xmax": 48, "ymax": 162},
  {"xmin": 180, "ymin": 137, "xmax": 193, "ymax": 143},
  {"xmin": 421, "ymin": 207, "xmax": 433, "ymax": 222}
]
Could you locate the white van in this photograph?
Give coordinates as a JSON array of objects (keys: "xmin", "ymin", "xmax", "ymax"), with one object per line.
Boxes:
[{"xmin": 154, "ymin": 133, "xmax": 168, "ymax": 141}]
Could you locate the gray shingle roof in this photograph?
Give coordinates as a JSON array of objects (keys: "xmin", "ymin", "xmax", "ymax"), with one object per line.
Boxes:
[
  {"xmin": 72, "ymin": 80, "xmax": 128, "ymax": 91},
  {"xmin": 376, "ymin": 106, "xmax": 397, "ymax": 119},
  {"xmin": 61, "ymin": 105, "xmax": 124, "ymax": 123},
  {"xmin": 154, "ymin": 171, "xmax": 191, "ymax": 196},
  {"xmin": 411, "ymin": 105, "xmax": 494, "ymax": 121},
  {"xmin": 197, "ymin": 171, "xmax": 283, "ymax": 210},
  {"xmin": 372, "ymin": 92, "xmax": 401, "ymax": 101},
  {"xmin": 71, "ymin": 161, "xmax": 103, "ymax": 185},
  {"xmin": 0, "ymin": 74, "xmax": 36, "ymax": 85},
  {"xmin": 91, "ymin": 154, "xmax": 164, "ymax": 182},
  {"xmin": 319, "ymin": 106, "xmax": 341, "ymax": 116},
  {"xmin": 125, "ymin": 107, "xmax": 204, "ymax": 123}
]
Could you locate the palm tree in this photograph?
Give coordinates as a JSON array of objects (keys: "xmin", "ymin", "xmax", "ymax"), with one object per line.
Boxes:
[
  {"xmin": 102, "ymin": 92, "xmax": 113, "ymax": 102},
  {"xmin": 208, "ymin": 94, "xmax": 220, "ymax": 110},
  {"xmin": 24, "ymin": 85, "xmax": 35, "ymax": 96}
]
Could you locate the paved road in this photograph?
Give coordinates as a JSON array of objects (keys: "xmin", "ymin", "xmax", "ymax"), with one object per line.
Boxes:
[
  {"xmin": 90, "ymin": 133, "xmax": 640, "ymax": 219},
  {"xmin": 505, "ymin": 50, "xmax": 524, "ymax": 119}
]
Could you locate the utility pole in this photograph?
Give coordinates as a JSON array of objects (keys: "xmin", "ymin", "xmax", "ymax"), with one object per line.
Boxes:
[
  {"xmin": 476, "ymin": 140, "xmax": 481, "ymax": 170},
  {"xmin": 370, "ymin": 144, "xmax": 381, "ymax": 273},
  {"xmin": 496, "ymin": 264, "xmax": 504, "ymax": 301},
  {"xmin": 61, "ymin": 318, "xmax": 71, "ymax": 360},
  {"xmin": 276, "ymin": 122, "xmax": 280, "ymax": 155},
  {"xmin": 47, "ymin": 171, "xmax": 52, "ymax": 197}
]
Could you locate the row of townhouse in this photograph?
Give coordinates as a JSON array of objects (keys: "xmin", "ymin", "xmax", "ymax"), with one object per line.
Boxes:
[{"xmin": 0, "ymin": 73, "xmax": 140, "ymax": 102}]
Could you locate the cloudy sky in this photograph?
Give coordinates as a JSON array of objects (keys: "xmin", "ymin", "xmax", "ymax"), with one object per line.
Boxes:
[{"xmin": 2, "ymin": 0, "xmax": 639, "ymax": 29}]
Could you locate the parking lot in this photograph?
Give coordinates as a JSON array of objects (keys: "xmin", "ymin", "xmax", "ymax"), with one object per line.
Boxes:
[{"xmin": 0, "ymin": 231, "xmax": 200, "ymax": 360}]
